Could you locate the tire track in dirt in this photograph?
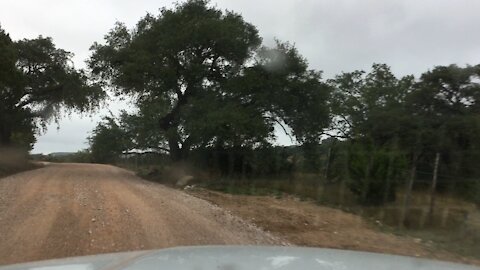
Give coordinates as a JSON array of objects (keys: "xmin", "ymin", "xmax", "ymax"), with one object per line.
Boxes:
[
  {"xmin": 0, "ymin": 163, "xmax": 285, "ymax": 266},
  {"xmin": 0, "ymin": 167, "xmax": 57, "ymax": 219},
  {"xmin": 113, "ymin": 178, "xmax": 227, "ymax": 246},
  {"xmin": 0, "ymin": 174, "xmax": 64, "ymax": 263},
  {"xmin": 125, "ymin": 178, "xmax": 280, "ymax": 245}
]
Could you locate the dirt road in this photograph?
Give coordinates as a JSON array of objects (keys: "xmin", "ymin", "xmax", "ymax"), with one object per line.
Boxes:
[{"xmin": 0, "ymin": 163, "xmax": 284, "ymax": 265}]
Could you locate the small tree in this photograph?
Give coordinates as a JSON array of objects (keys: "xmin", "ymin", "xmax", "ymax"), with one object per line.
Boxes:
[
  {"xmin": 89, "ymin": 117, "xmax": 131, "ymax": 163},
  {"xmin": 330, "ymin": 64, "xmax": 413, "ymax": 205}
]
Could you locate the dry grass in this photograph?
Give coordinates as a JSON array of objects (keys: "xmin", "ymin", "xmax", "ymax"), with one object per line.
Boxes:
[
  {"xmin": 188, "ymin": 188, "xmax": 480, "ymax": 265},
  {"xmin": 0, "ymin": 148, "xmax": 40, "ymax": 178}
]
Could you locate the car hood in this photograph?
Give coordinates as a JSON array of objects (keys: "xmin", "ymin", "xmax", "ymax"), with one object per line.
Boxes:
[{"xmin": 1, "ymin": 246, "xmax": 478, "ymax": 270}]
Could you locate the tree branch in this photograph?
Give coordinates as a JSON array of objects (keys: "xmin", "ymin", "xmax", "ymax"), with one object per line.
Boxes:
[
  {"xmin": 122, "ymin": 149, "xmax": 169, "ymax": 155},
  {"xmin": 15, "ymin": 84, "xmax": 64, "ymax": 109},
  {"xmin": 159, "ymin": 85, "xmax": 195, "ymax": 130},
  {"xmin": 265, "ymin": 116, "xmax": 294, "ymax": 142}
]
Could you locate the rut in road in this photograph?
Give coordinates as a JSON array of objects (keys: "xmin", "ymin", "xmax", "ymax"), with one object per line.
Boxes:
[{"xmin": 0, "ymin": 163, "xmax": 285, "ymax": 265}]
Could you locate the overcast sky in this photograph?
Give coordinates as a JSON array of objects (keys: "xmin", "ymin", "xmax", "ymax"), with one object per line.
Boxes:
[{"xmin": 2, "ymin": 0, "xmax": 480, "ymax": 154}]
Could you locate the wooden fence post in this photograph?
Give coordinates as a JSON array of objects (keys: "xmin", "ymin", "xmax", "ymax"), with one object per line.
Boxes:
[{"xmin": 428, "ymin": 152, "xmax": 441, "ymax": 220}]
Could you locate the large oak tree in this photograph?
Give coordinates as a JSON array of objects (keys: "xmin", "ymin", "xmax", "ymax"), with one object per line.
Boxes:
[
  {"xmin": 0, "ymin": 26, "xmax": 105, "ymax": 149},
  {"xmin": 89, "ymin": 0, "xmax": 330, "ymax": 161}
]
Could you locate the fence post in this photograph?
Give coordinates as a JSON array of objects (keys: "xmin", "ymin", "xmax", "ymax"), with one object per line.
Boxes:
[
  {"xmin": 400, "ymin": 153, "xmax": 418, "ymax": 228},
  {"xmin": 428, "ymin": 152, "xmax": 440, "ymax": 220}
]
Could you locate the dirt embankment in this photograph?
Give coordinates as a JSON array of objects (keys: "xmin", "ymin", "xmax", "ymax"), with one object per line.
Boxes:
[
  {"xmin": 187, "ymin": 188, "xmax": 480, "ymax": 266},
  {"xmin": 0, "ymin": 163, "xmax": 284, "ymax": 266}
]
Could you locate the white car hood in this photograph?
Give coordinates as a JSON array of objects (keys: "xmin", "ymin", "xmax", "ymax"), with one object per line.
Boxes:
[{"xmin": 1, "ymin": 246, "xmax": 478, "ymax": 270}]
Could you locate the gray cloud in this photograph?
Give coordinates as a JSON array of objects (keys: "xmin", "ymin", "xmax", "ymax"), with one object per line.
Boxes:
[{"xmin": 2, "ymin": 0, "xmax": 479, "ymax": 153}]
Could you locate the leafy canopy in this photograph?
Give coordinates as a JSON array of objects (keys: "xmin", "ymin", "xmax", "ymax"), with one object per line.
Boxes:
[
  {"xmin": 0, "ymin": 25, "xmax": 105, "ymax": 149},
  {"xmin": 89, "ymin": 0, "xmax": 331, "ymax": 160}
]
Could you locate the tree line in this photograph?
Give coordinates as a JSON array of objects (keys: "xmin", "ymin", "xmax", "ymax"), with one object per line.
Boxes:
[{"xmin": 1, "ymin": 1, "xmax": 479, "ymax": 213}]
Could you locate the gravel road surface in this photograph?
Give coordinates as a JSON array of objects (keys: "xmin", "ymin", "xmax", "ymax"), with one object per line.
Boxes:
[{"xmin": 0, "ymin": 163, "xmax": 284, "ymax": 265}]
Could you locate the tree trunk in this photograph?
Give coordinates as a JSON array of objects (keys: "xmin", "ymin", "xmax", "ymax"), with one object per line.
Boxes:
[
  {"xmin": 383, "ymin": 152, "xmax": 395, "ymax": 204},
  {"xmin": 428, "ymin": 152, "xmax": 441, "ymax": 220},
  {"xmin": 400, "ymin": 153, "xmax": 418, "ymax": 228},
  {"xmin": 450, "ymin": 153, "xmax": 463, "ymax": 194},
  {"xmin": 361, "ymin": 153, "xmax": 374, "ymax": 203},
  {"xmin": 339, "ymin": 144, "xmax": 351, "ymax": 205},
  {"xmin": 212, "ymin": 148, "xmax": 220, "ymax": 175},
  {"xmin": 228, "ymin": 149, "xmax": 235, "ymax": 178},
  {"xmin": 158, "ymin": 86, "xmax": 196, "ymax": 162},
  {"xmin": 0, "ymin": 125, "xmax": 12, "ymax": 146},
  {"xmin": 324, "ymin": 147, "xmax": 332, "ymax": 179},
  {"xmin": 241, "ymin": 151, "xmax": 247, "ymax": 180},
  {"xmin": 167, "ymin": 137, "xmax": 182, "ymax": 161}
]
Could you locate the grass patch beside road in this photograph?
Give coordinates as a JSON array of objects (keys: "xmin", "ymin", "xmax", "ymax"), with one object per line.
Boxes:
[
  {"xmin": 0, "ymin": 148, "xmax": 41, "ymax": 178},
  {"xmin": 126, "ymin": 163, "xmax": 480, "ymax": 264},
  {"xmin": 187, "ymin": 188, "xmax": 480, "ymax": 266}
]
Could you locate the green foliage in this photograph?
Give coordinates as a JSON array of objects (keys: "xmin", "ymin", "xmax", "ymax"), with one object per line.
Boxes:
[
  {"xmin": 405, "ymin": 64, "xmax": 480, "ymax": 199},
  {"xmin": 329, "ymin": 63, "xmax": 480, "ymax": 205},
  {"xmin": 329, "ymin": 64, "xmax": 412, "ymax": 204},
  {"xmin": 330, "ymin": 63, "xmax": 414, "ymax": 143},
  {"xmin": 89, "ymin": 117, "xmax": 131, "ymax": 163},
  {"xmin": 0, "ymin": 25, "xmax": 105, "ymax": 150},
  {"xmin": 85, "ymin": 1, "xmax": 480, "ymax": 208},
  {"xmin": 33, "ymin": 150, "xmax": 93, "ymax": 163},
  {"xmin": 67, "ymin": 150, "xmax": 92, "ymax": 163},
  {"xmin": 347, "ymin": 144, "xmax": 406, "ymax": 205},
  {"xmin": 88, "ymin": 0, "xmax": 330, "ymax": 160}
]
